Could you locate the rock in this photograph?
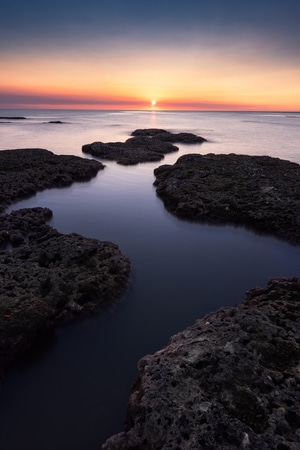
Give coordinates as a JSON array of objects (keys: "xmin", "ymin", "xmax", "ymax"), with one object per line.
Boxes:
[
  {"xmin": 0, "ymin": 208, "xmax": 131, "ymax": 368},
  {"xmin": 0, "ymin": 117, "xmax": 26, "ymax": 120},
  {"xmin": 131, "ymin": 128, "xmax": 207, "ymax": 144},
  {"xmin": 0, "ymin": 148, "xmax": 104, "ymax": 212},
  {"xmin": 0, "ymin": 207, "xmax": 53, "ymax": 247},
  {"xmin": 46, "ymin": 121, "xmax": 64, "ymax": 124},
  {"xmin": 103, "ymin": 277, "xmax": 300, "ymax": 450},
  {"xmin": 82, "ymin": 128, "xmax": 206, "ymax": 165},
  {"xmin": 154, "ymin": 153, "xmax": 300, "ymax": 245}
]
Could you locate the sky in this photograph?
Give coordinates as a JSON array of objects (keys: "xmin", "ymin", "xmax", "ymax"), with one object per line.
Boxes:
[{"xmin": 1, "ymin": 0, "xmax": 300, "ymax": 110}]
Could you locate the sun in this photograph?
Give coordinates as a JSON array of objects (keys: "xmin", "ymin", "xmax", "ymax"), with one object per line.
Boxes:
[{"xmin": 151, "ymin": 99, "xmax": 156, "ymax": 106}]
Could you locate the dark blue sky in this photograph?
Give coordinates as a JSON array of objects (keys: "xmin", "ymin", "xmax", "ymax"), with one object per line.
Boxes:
[{"xmin": 1, "ymin": 0, "xmax": 300, "ymax": 53}]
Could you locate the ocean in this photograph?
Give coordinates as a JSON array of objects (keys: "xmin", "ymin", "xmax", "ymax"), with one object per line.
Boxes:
[{"xmin": 0, "ymin": 109, "xmax": 300, "ymax": 449}]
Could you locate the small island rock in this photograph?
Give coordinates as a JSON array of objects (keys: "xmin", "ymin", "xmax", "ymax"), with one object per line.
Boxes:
[
  {"xmin": 154, "ymin": 153, "xmax": 300, "ymax": 245},
  {"xmin": 82, "ymin": 128, "xmax": 206, "ymax": 165}
]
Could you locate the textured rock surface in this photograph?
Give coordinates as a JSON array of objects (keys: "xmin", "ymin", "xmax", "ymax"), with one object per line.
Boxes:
[
  {"xmin": 82, "ymin": 128, "xmax": 206, "ymax": 165},
  {"xmin": 131, "ymin": 128, "xmax": 207, "ymax": 144},
  {"xmin": 0, "ymin": 206, "xmax": 53, "ymax": 247},
  {"xmin": 0, "ymin": 148, "xmax": 104, "ymax": 212},
  {"xmin": 0, "ymin": 208, "xmax": 131, "ymax": 368},
  {"xmin": 103, "ymin": 277, "xmax": 300, "ymax": 450},
  {"xmin": 0, "ymin": 150, "xmax": 129, "ymax": 369},
  {"xmin": 154, "ymin": 153, "xmax": 300, "ymax": 244}
]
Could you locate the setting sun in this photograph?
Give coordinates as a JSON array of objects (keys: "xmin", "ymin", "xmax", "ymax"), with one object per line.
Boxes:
[{"xmin": 151, "ymin": 100, "xmax": 156, "ymax": 106}]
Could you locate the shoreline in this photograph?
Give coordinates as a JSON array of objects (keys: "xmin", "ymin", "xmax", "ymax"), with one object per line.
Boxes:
[
  {"xmin": 1, "ymin": 135, "xmax": 300, "ymax": 449},
  {"xmin": 0, "ymin": 149, "xmax": 131, "ymax": 372},
  {"xmin": 103, "ymin": 276, "xmax": 300, "ymax": 449}
]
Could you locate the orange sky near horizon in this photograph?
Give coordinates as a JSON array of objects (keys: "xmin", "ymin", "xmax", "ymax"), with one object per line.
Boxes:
[
  {"xmin": 1, "ymin": 2, "xmax": 300, "ymax": 111},
  {"xmin": 2, "ymin": 48, "xmax": 300, "ymax": 111}
]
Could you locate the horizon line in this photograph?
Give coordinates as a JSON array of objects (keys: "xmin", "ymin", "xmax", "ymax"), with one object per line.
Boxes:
[{"xmin": 1, "ymin": 107, "xmax": 300, "ymax": 113}]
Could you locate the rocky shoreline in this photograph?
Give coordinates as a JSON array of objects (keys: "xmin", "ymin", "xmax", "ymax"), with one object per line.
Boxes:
[
  {"xmin": 103, "ymin": 150, "xmax": 300, "ymax": 448},
  {"xmin": 103, "ymin": 276, "xmax": 300, "ymax": 450},
  {"xmin": 0, "ymin": 148, "xmax": 104, "ymax": 213},
  {"xmin": 1, "ymin": 136, "xmax": 300, "ymax": 449},
  {"xmin": 0, "ymin": 207, "xmax": 130, "ymax": 369},
  {"xmin": 154, "ymin": 153, "xmax": 300, "ymax": 245},
  {"xmin": 0, "ymin": 149, "xmax": 130, "ymax": 371}
]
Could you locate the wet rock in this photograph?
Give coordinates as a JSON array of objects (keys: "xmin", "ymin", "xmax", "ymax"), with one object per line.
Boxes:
[
  {"xmin": 0, "ymin": 208, "xmax": 131, "ymax": 368},
  {"xmin": 0, "ymin": 148, "xmax": 104, "ymax": 212},
  {"xmin": 0, "ymin": 117, "xmax": 26, "ymax": 120},
  {"xmin": 131, "ymin": 128, "xmax": 207, "ymax": 144},
  {"xmin": 103, "ymin": 277, "xmax": 300, "ymax": 450},
  {"xmin": 82, "ymin": 128, "xmax": 206, "ymax": 165},
  {"xmin": 154, "ymin": 153, "xmax": 300, "ymax": 245},
  {"xmin": 0, "ymin": 207, "xmax": 53, "ymax": 248}
]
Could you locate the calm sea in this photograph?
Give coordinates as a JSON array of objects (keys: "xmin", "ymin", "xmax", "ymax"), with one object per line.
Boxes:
[{"xmin": 0, "ymin": 109, "xmax": 300, "ymax": 449}]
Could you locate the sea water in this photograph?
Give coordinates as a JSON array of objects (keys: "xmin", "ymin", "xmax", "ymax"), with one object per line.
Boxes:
[{"xmin": 0, "ymin": 110, "xmax": 300, "ymax": 449}]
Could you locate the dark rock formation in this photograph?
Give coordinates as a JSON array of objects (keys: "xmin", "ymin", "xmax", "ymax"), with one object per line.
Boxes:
[
  {"xmin": 0, "ymin": 206, "xmax": 53, "ymax": 247},
  {"xmin": 154, "ymin": 153, "xmax": 300, "ymax": 245},
  {"xmin": 0, "ymin": 149, "xmax": 130, "ymax": 370},
  {"xmin": 0, "ymin": 207, "xmax": 131, "ymax": 368},
  {"xmin": 131, "ymin": 128, "xmax": 207, "ymax": 144},
  {"xmin": 82, "ymin": 128, "xmax": 206, "ymax": 165},
  {"xmin": 103, "ymin": 277, "xmax": 300, "ymax": 450},
  {"xmin": 0, "ymin": 148, "xmax": 104, "ymax": 212},
  {"xmin": 46, "ymin": 120, "xmax": 65, "ymax": 124},
  {"xmin": 0, "ymin": 117, "xmax": 26, "ymax": 120}
]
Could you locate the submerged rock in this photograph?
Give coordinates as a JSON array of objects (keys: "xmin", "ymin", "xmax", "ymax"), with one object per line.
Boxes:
[
  {"xmin": 0, "ymin": 148, "xmax": 104, "ymax": 212},
  {"xmin": 0, "ymin": 208, "xmax": 131, "ymax": 368},
  {"xmin": 103, "ymin": 277, "xmax": 300, "ymax": 450},
  {"xmin": 154, "ymin": 153, "xmax": 300, "ymax": 245},
  {"xmin": 82, "ymin": 128, "xmax": 206, "ymax": 165}
]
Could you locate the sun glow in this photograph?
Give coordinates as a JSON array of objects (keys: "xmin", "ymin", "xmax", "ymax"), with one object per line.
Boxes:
[{"xmin": 151, "ymin": 99, "xmax": 156, "ymax": 106}]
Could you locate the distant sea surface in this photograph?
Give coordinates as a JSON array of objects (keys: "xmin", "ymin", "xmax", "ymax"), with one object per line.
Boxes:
[{"xmin": 0, "ymin": 109, "xmax": 300, "ymax": 450}]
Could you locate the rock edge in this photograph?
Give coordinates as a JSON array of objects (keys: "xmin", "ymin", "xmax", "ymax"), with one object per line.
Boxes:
[
  {"xmin": 0, "ymin": 148, "xmax": 104, "ymax": 212},
  {"xmin": 103, "ymin": 276, "xmax": 300, "ymax": 450},
  {"xmin": 154, "ymin": 153, "xmax": 300, "ymax": 245},
  {"xmin": 82, "ymin": 128, "xmax": 206, "ymax": 165}
]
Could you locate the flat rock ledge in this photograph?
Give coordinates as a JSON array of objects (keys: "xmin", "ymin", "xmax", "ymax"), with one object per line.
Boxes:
[
  {"xmin": 103, "ymin": 276, "xmax": 300, "ymax": 450},
  {"xmin": 0, "ymin": 207, "xmax": 131, "ymax": 368},
  {"xmin": 154, "ymin": 153, "xmax": 300, "ymax": 245},
  {"xmin": 0, "ymin": 148, "xmax": 104, "ymax": 212},
  {"xmin": 82, "ymin": 128, "xmax": 206, "ymax": 165}
]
